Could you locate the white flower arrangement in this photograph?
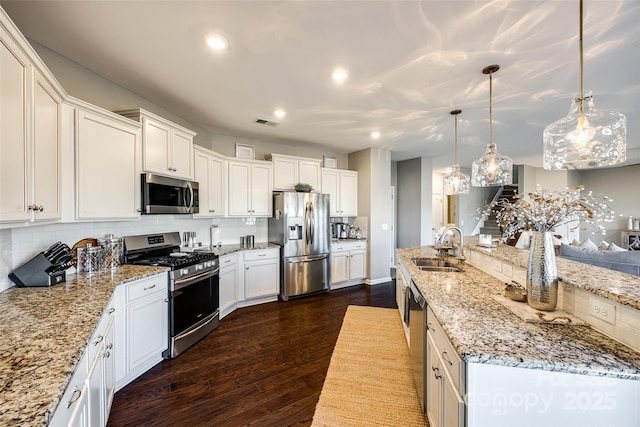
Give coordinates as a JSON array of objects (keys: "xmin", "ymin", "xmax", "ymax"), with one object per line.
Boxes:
[{"xmin": 481, "ymin": 185, "xmax": 615, "ymax": 238}]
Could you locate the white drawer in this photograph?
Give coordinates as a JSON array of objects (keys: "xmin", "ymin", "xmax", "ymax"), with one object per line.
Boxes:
[
  {"xmin": 331, "ymin": 240, "xmax": 366, "ymax": 252},
  {"xmin": 125, "ymin": 274, "xmax": 168, "ymax": 303},
  {"xmin": 220, "ymin": 253, "xmax": 238, "ymax": 268},
  {"xmin": 427, "ymin": 306, "xmax": 465, "ymax": 394},
  {"xmin": 244, "ymin": 248, "xmax": 279, "ymax": 262}
]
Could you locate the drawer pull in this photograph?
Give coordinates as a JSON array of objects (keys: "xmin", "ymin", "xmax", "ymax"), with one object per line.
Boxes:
[
  {"xmin": 67, "ymin": 387, "xmax": 81, "ymax": 408},
  {"xmin": 93, "ymin": 335, "xmax": 104, "ymax": 346},
  {"xmin": 258, "ymin": 254, "xmax": 266, "ymax": 257},
  {"xmin": 106, "ymin": 343, "xmax": 113, "ymax": 350},
  {"xmin": 144, "ymin": 284, "xmax": 156, "ymax": 291},
  {"xmin": 427, "ymin": 322, "xmax": 435, "ymax": 332},
  {"xmin": 103, "ymin": 351, "xmax": 111, "ymax": 358},
  {"xmin": 108, "ymin": 308, "xmax": 115, "ymax": 314},
  {"xmin": 442, "ymin": 351, "xmax": 454, "ymax": 366},
  {"xmin": 431, "ymin": 365, "xmax": 442, "ymax": 379}
]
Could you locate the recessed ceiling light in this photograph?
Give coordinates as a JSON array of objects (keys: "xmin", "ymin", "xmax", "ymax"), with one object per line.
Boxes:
[
  {"xmin": 274, "ymin": 109, "xmax": 286, "ymax": 118},
  {"xmin": 371, "ymin": 131, "xmax": 380, "ymax": 139},
  {"xmin": 206, "ymin": 35, "xmax": 228, "ymax": 50},
  {"xmin": 331, "ymin": 69, "xmax": 348, "ymax": 82}
]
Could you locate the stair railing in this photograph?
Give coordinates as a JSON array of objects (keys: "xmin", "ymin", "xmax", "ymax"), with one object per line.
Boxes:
[{"xmin": 472, "ymin": 186, "xmax": 505, "ymax": 235}]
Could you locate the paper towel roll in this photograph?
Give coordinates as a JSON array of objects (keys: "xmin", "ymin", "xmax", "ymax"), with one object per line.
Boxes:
[{"xmin": 210, "ymin": 226, "xmax": 221, "ymax": 246}]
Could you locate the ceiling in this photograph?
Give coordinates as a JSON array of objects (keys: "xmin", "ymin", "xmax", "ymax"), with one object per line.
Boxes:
[{"xmin": 2, "ymin": 0, "xmax": 639, "ymax": 171}]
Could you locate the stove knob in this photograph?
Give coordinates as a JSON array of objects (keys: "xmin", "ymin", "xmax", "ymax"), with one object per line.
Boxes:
[
  {"xmin": 195, "ymin": 263, "xmax": 203, "ymax": 271},
  {"xmin": 180, "ymin": 268, "xmax": 190, "ymax": 276},
  {"xmin": 205, "ymin": 261, "xmax": 212, "ymax": 268}
]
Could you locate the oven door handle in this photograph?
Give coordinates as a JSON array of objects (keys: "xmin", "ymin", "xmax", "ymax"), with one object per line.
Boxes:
[{"xmin": 174, "ymin": 267, "xmax": 219, "ymax": 291}]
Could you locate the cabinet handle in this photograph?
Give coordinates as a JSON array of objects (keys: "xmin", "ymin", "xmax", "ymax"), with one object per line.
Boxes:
[
  {"xmin": 67, "ymin": 387, "xmax": 82, "ymax": 408},
  {"xmin": 144, "ymin": 284, "xmax": 156, "ymax": 290},
  {"xmin": 431, "ymin": 365, "xmax": 442, "ymax": 379},
  {"xmin": 258, "ymin": 254, "xmax": 266, "ymax": 257},
  {"xmin": 427, "ymin": 322, "xmax": 435, "ymax": 332},
  {"xmin": 164, "ymin": 298, "xmax": 169, "ymax": 303},
  {"xmin": 103, "ymin": 351, "xmax": 111, "ymax": 358},
  {"xmin": 209, "ymin": 210, "xmax": 215, "ymax": 213},
  {"xmin": 106, "ymin": 343, "xmax": 113, "ymax": 350},
  {"xmin": 442, "ymin": 351, "xmax": 453, "ymax": 366},
  {"xmin": 108, "ymin": 308, "xmax": 115, "ymax": 314},
  {"xmin": 224, "ymin": 259, "xmax": 231, "ymax": 264},
  {"xmin": 93, "ymin": 335, "xmax": 104, "ymax": 346},
  {"xmin": 37, "ymin": 205, "xmax": 44, "ymax": 212}
]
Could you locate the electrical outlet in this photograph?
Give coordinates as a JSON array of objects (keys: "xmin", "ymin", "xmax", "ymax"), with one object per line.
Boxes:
[{"xmin": 589, "ymin": 297, "xmax": 616, "ymax": 325}]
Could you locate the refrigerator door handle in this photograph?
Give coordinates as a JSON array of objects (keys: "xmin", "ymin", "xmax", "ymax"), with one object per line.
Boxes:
[{"xmin": 286, "ymin": 255, "xmax": 328, "ymax": 263}]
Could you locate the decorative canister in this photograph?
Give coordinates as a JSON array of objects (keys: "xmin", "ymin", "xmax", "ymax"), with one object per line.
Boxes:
[
  {"xmin": 78, "ymin": 243, "xmax": 101, "ymax": 274},
  {"xmin": 98, "ymin": 234, "xmax": 123, "ymax": 271}
]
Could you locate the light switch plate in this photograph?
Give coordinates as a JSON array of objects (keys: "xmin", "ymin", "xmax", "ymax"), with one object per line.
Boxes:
[{"xmin": 589, "ymin": 297, "xmax": 616, "ymax": 325}]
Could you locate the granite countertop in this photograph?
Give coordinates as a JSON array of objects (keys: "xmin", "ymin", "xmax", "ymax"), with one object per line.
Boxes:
[
  {"xmin": 0, "ymin": 265, "xmax": 168, "ymax": 427},
  {"xmin": 464, "ymin": 236, "xmax": 640, "ymax": 310},
  {"xmin": 397, "ymin": 246, "xmax": 640, "ymax": 381}
]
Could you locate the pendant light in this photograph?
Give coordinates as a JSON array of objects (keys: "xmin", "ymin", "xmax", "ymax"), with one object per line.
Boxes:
[
  {"xmin": 443, "ymin": 109, "xmax": 470, "ymax": 195},
  {"xmin": 471, "ymin": 64, "xmax": 513, "ymax": 187},
  {"xmin": 543, "ymin": 0, "xmax": 626, "ymax": 169}
]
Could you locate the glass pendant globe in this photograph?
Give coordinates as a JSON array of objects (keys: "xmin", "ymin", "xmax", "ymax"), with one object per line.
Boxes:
[
  {"xmin": 471, "ymin": 144, "xmax": 513, "ymax": 187},
  {"xmin": 444, "ymin": 165, "xmax": 471, "ymax": 195},
  {"xmin": 543, "ymin": 93, "xmax": 626, "ymax": 169}
]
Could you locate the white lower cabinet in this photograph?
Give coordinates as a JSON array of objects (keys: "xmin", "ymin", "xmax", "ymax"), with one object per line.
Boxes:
[
  {"xmin": 49, "ymin": 302, "xmax": 116, "ymax": 427},
  {"xmin": 242, "ymin": 248, "xmax": 280, "ymax": 300},
  {"xmin": 330, "ymin": 241, "xmax": 366, "ymax": 287},
  {"xmin": 115, "ymin": 273, "xmax": 169, "ymax": 390},
  {"xmin": 219, "ymin": 252, "xmax": 239, "ymax": 318},
  {"xmin": 425, "ymin": 306, "xmax": 465, "ymax": 427}
]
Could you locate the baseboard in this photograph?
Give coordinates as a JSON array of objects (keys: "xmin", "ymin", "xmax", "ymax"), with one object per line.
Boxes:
[{"xmin": 366, "ymin": 277, "xmax": 392, "ymax": 286}]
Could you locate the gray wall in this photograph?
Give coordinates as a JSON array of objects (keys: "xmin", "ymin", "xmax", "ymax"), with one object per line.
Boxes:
[
  {"xmin": 396, "ymin": 158, "xmax": 423, "ymax": 248},
  {"xmin": 348, "ymin": 148, "xmax": 392, "ymax": 283}
]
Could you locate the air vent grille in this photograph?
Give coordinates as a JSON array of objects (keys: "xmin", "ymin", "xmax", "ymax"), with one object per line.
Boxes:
[{"xmin": 255, "ymin": 118, "xmax": 279, "ymax": 127}]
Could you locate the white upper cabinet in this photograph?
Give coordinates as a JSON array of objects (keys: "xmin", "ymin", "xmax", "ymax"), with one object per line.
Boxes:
[
  {"xmin": 228, "ymin": 159, "xmax": 273, "ymax": 217},
  {"xmin": 194, "ymin": 146, "xmax": 226, "ymax": 217},
  {"xmin": 117, "ymin": 108, "xmax": 196, "ymax": 181},
  {"xmin": 321, "ymin": 168, "xmax": 358, "ymax": 217},
  {"xmin": 72, "ymin": 99, "xmax": 142, "ymax": 220},
  {"xmin": 0, "ymin": 13, "xmax": 65, "ymax": 223},
  {"xmin": 266, "ymin": 153, "xmax": 321, "ymax": 192}
]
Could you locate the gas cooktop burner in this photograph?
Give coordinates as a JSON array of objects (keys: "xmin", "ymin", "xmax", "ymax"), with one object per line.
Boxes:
[
  {"xmin": 123, "ymin": 232, "xmax": 217, "ymax": 270},
  {"xmin": 170, "ymin": 252, "xmax": 189, "ymax": 257}
]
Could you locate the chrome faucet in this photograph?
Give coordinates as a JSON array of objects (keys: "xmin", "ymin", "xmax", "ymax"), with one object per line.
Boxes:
[{"xmin": 437, "ymin": 226, "xmax": 465, "ymax": 260}]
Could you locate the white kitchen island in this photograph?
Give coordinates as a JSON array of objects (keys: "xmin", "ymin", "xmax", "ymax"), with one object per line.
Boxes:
[{"xmin": 397, "ymin": 243, "xmax": 640, "ymax": 427}]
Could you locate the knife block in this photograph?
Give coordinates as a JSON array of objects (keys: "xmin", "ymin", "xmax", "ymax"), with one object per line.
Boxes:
[{"xmin": 8, "ymin": 253, "xmax": 66, "ymax": 287}]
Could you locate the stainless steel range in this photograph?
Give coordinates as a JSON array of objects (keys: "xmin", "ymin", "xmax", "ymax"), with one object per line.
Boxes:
[{"xmin": 123, "ymin": 232, "xmax": 219, "ymax": 358}]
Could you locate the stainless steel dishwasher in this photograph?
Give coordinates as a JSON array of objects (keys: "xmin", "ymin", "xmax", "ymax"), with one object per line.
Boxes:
[{"xmin": 409, "ymin": 279, "xmax": 427, "ymax": 413}]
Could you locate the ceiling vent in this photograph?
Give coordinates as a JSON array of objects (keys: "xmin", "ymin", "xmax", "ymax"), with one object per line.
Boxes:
[{"xmin": 255, "ymin": 118, "xmax": 280, "ymax": 127}]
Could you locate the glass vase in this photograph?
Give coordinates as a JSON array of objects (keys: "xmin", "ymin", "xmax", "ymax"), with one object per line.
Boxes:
[{"xmin": 526, "ymin": 231, "xmax": 558, "ymax": 311}]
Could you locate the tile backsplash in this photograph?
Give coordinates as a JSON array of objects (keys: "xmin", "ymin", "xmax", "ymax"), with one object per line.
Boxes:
[{"xmin": 0, "ymin": 216, "xmax": 268, "ymax": 292}]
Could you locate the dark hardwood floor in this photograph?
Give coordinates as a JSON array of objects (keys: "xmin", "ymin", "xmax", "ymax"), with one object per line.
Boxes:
[{"xmin": 107, "ymin": 281, "xmax": 398, "ymax": 427}]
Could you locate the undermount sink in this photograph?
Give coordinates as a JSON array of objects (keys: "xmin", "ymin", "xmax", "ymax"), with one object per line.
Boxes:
[
  {"xmin": 412, "ymin": 257, "xmax": 463, "ymax": 273},
  {"xmin": 417, "ymin": 265, "xmax": 463, "ymax": 273}
]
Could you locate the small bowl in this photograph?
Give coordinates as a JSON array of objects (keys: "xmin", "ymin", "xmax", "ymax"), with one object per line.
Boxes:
[{"xmin": 505, "ymin": 284, "xmax": 527, "ymax": 302}]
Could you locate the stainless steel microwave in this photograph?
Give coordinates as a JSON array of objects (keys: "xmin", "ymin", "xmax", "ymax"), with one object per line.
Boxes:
[{"xmin": 141, "ymin": 173, "xmax": 199, "ymax": 214}]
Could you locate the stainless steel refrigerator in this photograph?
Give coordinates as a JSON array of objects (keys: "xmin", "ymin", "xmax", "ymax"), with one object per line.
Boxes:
[{"xmin": 268, "ymin": 191, "xmax": 331, "ymax": 301}]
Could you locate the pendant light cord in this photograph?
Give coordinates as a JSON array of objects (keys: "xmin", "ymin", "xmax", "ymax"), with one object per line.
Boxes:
[
  {"xmin": 454, "ymin": 113, "xmax": 458, "ymax": 164},
  {"xmin": 578, "ymin": 0, "xmax": 584, "ymax": 114},
  {"xmin": 489, "ymin": 70, "xmax": 493, "ymax": 148}
]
